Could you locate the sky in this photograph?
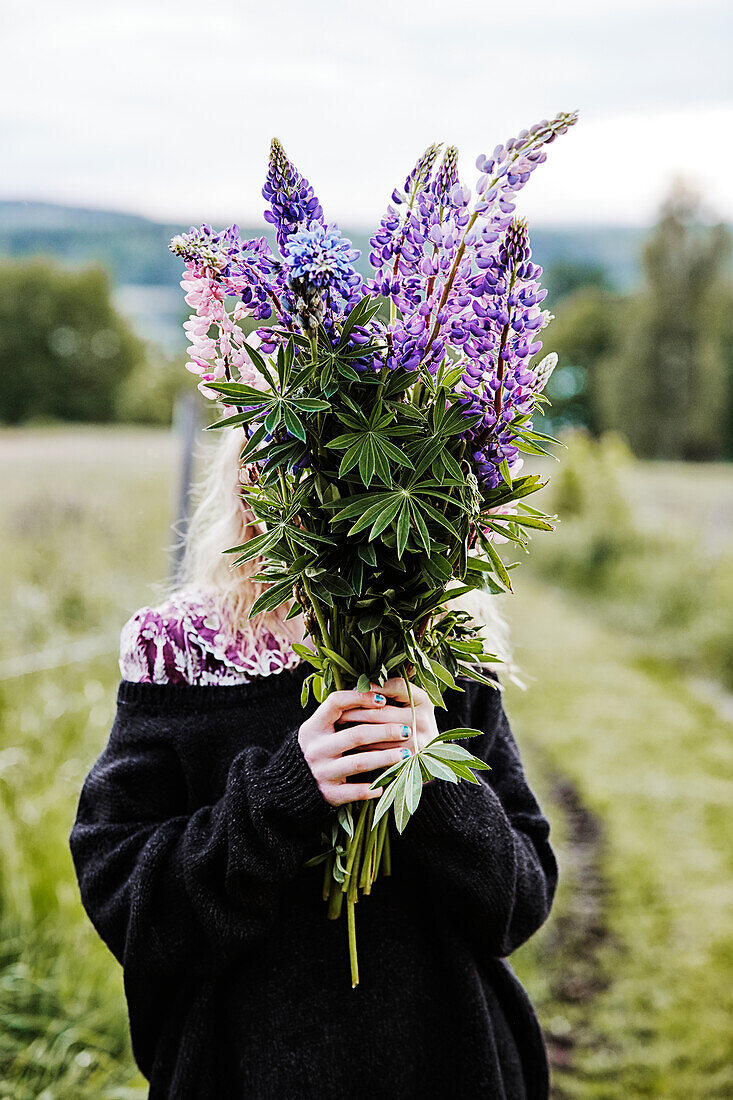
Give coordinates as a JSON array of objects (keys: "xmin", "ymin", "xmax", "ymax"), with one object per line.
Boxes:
[{"xmin": 2, "ymin": 0, "xmax": 732, "ymax": 229}]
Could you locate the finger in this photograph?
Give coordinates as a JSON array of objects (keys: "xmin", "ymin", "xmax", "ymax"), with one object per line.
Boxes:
[
  {"xmin": 337, "ymin": 705, "xmax": 412, "ymax": 725},
  {"xmin": 323, "ymin": 782, "xmax": 383, "ymax": 806},
  {"xmin": 379, "ymin": 678, "xmax": 429, "ymax": 706},
  {"xmin": 319, "ymin": 689, "xmax": 387, "ymax": 725},
  {"xmin": 324, "ymin": 744, "xmax": 412, "ymax": 781},
  {"xmin": 325, "ymin": 721, "xmax": 412, "ymax": 757}
]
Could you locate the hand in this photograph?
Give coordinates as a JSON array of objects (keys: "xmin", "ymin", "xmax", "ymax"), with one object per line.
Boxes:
[
  {"xmin": 345, "ymin": 678, "xmax": 439, "ymax": 755},
  {"xmin": 297, "ymin": 680, "xmax": 439, "ymax": 807},
  {"xmin": 298, "ymin": 686, "xmax": 421, "ymax": 807}
]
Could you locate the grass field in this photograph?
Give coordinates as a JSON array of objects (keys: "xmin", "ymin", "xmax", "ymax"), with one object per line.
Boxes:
[{"xmin": 0, "ymin": 426, "xmax": 731, "ymax": 1098}]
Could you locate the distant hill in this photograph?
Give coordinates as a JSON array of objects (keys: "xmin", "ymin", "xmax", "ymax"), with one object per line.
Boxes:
[{"xmin": 0, "ymin": 200, "xmax": 650, "ymax": 351}]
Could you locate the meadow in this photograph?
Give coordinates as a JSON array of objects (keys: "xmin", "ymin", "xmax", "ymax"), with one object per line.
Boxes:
[{"xmin": 0, "ymin": 426, "xmax": 731, "ymax": 1098}]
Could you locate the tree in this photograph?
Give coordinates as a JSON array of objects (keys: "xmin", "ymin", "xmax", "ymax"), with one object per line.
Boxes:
[
  {"xmin": 0, "ymin": 258, "xmax": 147, "ymax": 423},
  {"xmin": 542, "ymin": 286, "xmax": 620, "ymax": 435},
  {"xmin": 545, "ymin": 257, "xmax": 612, "ymax": 301},
  {"xmin": 597, "ymin": 181, "xmax": 732, "ymax": 460}
]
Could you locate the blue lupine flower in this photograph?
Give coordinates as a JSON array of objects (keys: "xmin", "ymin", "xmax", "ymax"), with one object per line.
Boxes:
[{"xmin": 285, "ymin": 223, "xmax": 363, "ymax": 298}]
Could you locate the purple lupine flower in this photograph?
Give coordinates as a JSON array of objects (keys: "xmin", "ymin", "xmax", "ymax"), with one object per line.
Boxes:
[
  {"xmin": 473, "ymin": 110, "xmax": 578, "ymax": 225},
  {"xmin": 456, "ymin": 217, "xmax": 552, "ymax": 489},
  {"xmin": 433, "ymin": 145, "xmax": 459, "ymax": 203},
  {"xmin": 262, "ymin": 138, "xmax": 324, "ymax": 253},
  {"xmin": 366, "ymin": 110, "xmax": 578, "ymax": 381}
]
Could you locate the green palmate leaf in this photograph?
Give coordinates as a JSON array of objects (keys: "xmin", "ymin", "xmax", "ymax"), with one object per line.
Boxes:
[
  {"xmin": 379, "ymin": 439, "xmax": 414, "ymax": 468},
  {"xmin": 346, "ymin": 495, "xmax": 399, "ymax": 536},
  {"xmin": 396, "ymin": 500, "xmax": 411, "ymax": 559},
  {"xmin": 413, "ymin": 498, "xmax": 461, "ymax": 539},
  {"xmin": 405, "ymin": 757, "xmax": 423, "ymax": 814},
  {"xmin": 291, "ymin": 643, "xmax": 322, "ymax": 667},
  {"xmin": 290, "ymin": 397, "xmax": 331, "ymax": 412},
  {"xmin": 447, "ymin": 762, "xmax": 482, "ymax": 783},
  {"xmin": 421, "ymin": 753, "xmax": 460, "ymax": 782},
  {"xmin": 427, "ymin": 658, "xmax": 458, "ymax": 690},
  {"xmin": 358, "ymin": 607, "xmax": 383, "ymax": 631},
  {"xmin": 493, "ymin": 513, "xmax": 555, "ymax": 531},
  {"xmin": 432, "ymin": 727, "xmax": 485, "ymax": 741},
  {"xmin": 411, "ymin": 436, "xmax": 448, "ymax": 479},
  {"xmin": 204, "ymin": 410, "xmax": 254, "ymax": 431},
  {"xmin": 248, "ymin": 579, "xmax": 294, "ymax": 616},
  {"xmin": 240, "ymin": 340, "xmax": 278, "ymax": 390},
  {"xmin": 358, "ymin": 437, "xmax": 377, "ymax": 488},
  {"xmin": 314, "ymin": 573, "xmax": 353, "ymax": 597},
  {"xmin": 393, "ymin": 768, "xmax": 412, "ymax": 833},
  {"xmin": 223, "ymin": 528, "xmax": 281, "ymax": 562},
  {"xmin": 303, "ymin": 850, "xmax": 332, "ymax": 867},
  {"xmin": 326, "ymin": 492, "xmax": 389, "ymax": 520},
  {"xmin": 338, "ymin": 441, "xmax": 365, "ymax": 478},
  {"xmin": 334, "ymin": 360, "xmax": 362, "ymax": 382},
  {"xmin": 430, "ymin": 745, "xmax": 492, "ymax": 772},
  {"xmin": 371, "ymin": 443, "xmax": 393, "ymax": 487},
  {"xmin": 238, "ymin": 423, "xmax": 269, "ymax": 461},
  {"xmin": 369, "ymin": 497, "xmax": 404, "ymax": 539},
  {"xmin": 357, "ymin": 543, "xmax": 378, "ymax": 567},
  {"xmin": 410, "ymin": 503, "xmax": 432, "ymax": 553},
  {"xmin": 481, "ymin": 540, "xmax": 513, "ymax": 591},
  {"xmin": 320, "ymin": 647, "xmax": 358, "ymax": 676},
  {"xmin": 337, "ymin": 295, "xmax": 382, "ymax": 350},
  {"xmin": 372, "ymin": 774, "xmax": 400, "ymax": 827},
  {"xmin": 208, "ymin": 380, "xmax": 273, "ymax": 402},
  {"xmin": 283, "ymin": 405, "xmax": 306, "ymax": 442}
]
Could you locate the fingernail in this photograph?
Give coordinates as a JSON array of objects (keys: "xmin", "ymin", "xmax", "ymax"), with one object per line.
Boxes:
[
  {"xmin": 401, "ymin": 725, "xmax": 410, "ymax": 738},
  {"xmin": 401, "ymin": 747, "xmax": 411, "ymax": 759},
  {"xmin": 375, "ymin": 694, "xmax": 385, "ymax": 704}
]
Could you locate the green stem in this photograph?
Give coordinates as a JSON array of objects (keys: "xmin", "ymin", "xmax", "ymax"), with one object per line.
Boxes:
[
  {"xmin": 373, "ymin": 813, "xmax": 388, "ymax": 877},
  {"xmin": 403, "ymin": 671, "xmax": 419, "ymax": 759},
  {"xmin": 382, "ymin": 820, "xmax": 392, "ymax": 876},
  {"xmin": 322, "ymin": 850, "xmax": 335, "ymax": 901},
  {"xmin": 301, "ymin": 574, "xmax": 344, "ymax": 690},
  {"xmin": 359, "ymin": 800, "xmax": 378, "ymax": 891},
  {"xmin": 327, "ymin": 874, "xmax": 343, "ymax": 919},
  {"xmin": 343, "ymin": 802, "xmax": 369, "ymax": 899},
  {"xmin": 347, "ymin": 897, "xmax": 359, "ymax": 987}
]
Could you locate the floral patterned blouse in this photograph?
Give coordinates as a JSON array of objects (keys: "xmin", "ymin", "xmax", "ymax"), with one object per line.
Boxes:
[{"xmin": 119, "ymin": 589, "xmax": 303, "ymax": 687}]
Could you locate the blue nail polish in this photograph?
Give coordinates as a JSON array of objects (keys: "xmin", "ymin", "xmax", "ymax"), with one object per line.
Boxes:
[
  {"xmin": 375, "ymin": 693, "xmax": 385, "ymax": 704},
  {"xmin": 401, "ymin": 747, "xmax": 411, "ymax": 759},
  {"xmin": 401, "ymin": 725, "xmax": 410, "ymax": 738}
]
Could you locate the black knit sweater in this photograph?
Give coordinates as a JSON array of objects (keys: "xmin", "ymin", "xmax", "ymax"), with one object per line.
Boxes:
[{"xmin": 69, "ymin": 663, "xmax": 557, "ymax": 1100}]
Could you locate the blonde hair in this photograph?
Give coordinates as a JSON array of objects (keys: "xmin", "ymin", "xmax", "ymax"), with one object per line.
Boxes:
[{"xmin": 167, "ymin": 426, "xmax": 524, "ymax": 688}]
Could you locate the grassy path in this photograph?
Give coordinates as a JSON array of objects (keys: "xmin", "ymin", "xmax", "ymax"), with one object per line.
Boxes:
[{"xmin": 505, "ymin": 578, "xmax": 733, "ymax": 1098}]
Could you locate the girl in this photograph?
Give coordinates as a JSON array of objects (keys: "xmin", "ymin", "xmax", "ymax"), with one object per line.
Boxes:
[{"xmin": 69, "ymin": 427, "xmax": 558, "ymax": 1100}]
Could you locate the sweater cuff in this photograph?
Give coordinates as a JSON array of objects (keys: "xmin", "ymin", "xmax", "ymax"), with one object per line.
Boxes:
[
  {"xmin": 410, "ymin": 774, "xmax": 495, "ymax": 834},
  {"xmin": 260, "ymin": 727, "xmax": 336, "ymax": 830}
]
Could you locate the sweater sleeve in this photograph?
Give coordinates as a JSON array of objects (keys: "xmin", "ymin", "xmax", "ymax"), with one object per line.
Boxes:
[
  {"xmin": 396, "ymin": 678, "xmax": 558, "ymax": 959},
  {"xmin": 69, "ymin": 710, "xmax": 337, "ymax": 981}
]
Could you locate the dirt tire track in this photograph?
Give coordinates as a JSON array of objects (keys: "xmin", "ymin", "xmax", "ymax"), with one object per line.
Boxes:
[{"xmin": 536, "ymin": 762, "xmax": 619, "ymax": 1094}]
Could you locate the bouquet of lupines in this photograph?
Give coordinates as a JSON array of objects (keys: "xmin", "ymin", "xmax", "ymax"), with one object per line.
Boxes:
[{"xmin": 171, "ymin": 110, "xmax": 577, "ymax": 985}]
